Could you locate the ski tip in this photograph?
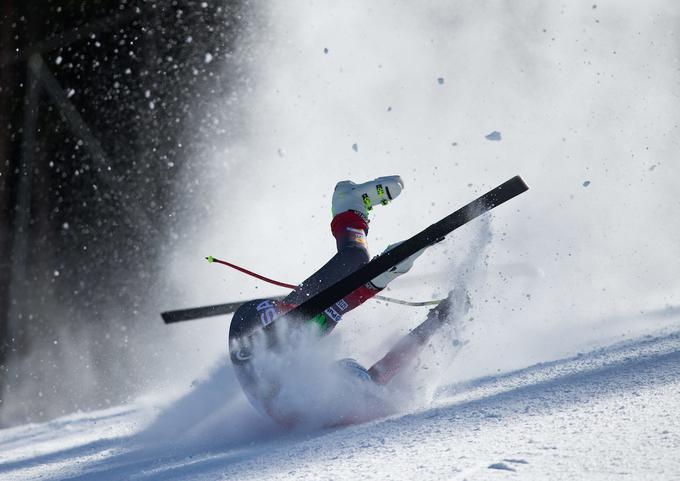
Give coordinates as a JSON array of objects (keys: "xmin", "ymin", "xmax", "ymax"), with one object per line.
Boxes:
[
  {"xmin": 511, "ymin": 175, "xmax": 529, "ymax": 192},
  {"xmin": 206, "ymin": 255, "xmax": 215, "ymax": 263}
]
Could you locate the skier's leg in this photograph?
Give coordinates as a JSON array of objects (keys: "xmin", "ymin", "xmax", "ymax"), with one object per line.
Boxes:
[
  {"xmin": 367, "ymin": 287, "xmax": 470, "ymax": 385},
  {"xmin": 282, "ymin": 210, "xmax": 370, "ymax": 307},
  {"xmin": 282, "ymin": 175, "xmax": 404, "ymax": 310}
]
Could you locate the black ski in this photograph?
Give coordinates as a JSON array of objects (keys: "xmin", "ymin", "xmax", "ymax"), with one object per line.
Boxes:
[
  {"xmin": 268, "ymin": 175, "xmax": 528, "ymax": 330},
  {"xmin": 161, "ymin": 297, "xmax": 284, "ymax": 324}
]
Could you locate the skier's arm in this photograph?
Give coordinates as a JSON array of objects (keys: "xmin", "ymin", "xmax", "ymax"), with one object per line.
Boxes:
[
  {"xmin": 276, "ymin": 283, "xmax": 381, "ymax": 336},
  {"xmin": 298, "ymin": 245, "xmax": 425, "ymax": 336},
  {"xmin": 276, "ymin": 243, "xmax": 425, "ymax": 336}
]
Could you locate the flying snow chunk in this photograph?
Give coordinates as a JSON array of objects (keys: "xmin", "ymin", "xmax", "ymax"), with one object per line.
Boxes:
[
  {"xmin": 55, "ymin": 56, "xmax": 63, "ymax": 65},
  {"xmin": 583, "ymin": 180, "xmax": 591, "ymax": 187},
  {"xmin": 488, "ymin": 463, "xmax": 516, "ymax": 472},
  {"xmin": 204, "ymin": 53, "xmax": 214, "ymax": 64},
  {"xmin": 485, "ymin": 131, "xmax": 502, "ymax": 141},
  {"xmin": 352, "ymin": 143, "xmax": 358, "ymax": 152},
  {"xmin": 437, "ymin": 77, "xmax": 445, "ymax": 85}
]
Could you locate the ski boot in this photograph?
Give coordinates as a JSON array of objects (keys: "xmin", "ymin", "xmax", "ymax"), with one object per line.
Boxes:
[
  {"xmin": 427, "ymin": 286, "xmax": 471, "ymax": 324},
  {"xmin": 425, "ymin": 286, "xmax": 472, "ymax": 346},
  {"xmin": 331, "ymin": 175, "xmax": 404, "ymax": 221}
]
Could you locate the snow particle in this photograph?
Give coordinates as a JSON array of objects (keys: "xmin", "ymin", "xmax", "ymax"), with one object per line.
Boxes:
[
  {"xmin": 204, "ymin": 53, "xmax": 214, "ymax": 63},
  {"xmin": 485, "ymin": 131, "xmax": 502, "ymax": 141},
  {"xmin": 53, "ymin": 270, "xmax": 60, "ymax": 277},
  {"xmin": 352, "ymin": 143, "xmax": 358, "ymax": 152},
  {"xmin": 323, "ymin": 47, "xmax": 329, "ymax": 54},
  {"xmin": 55, "ymin": 56, "xmax": 63, "ymax": 65},
  {"xmin": 387, "ymin": 106, "xmax": 392, "ymax": 112},
  {"xmin": 62, "ymin": 222, "xmax": 69, "ymax": 230},
  {"xmin": 437, "ymin": 77, "xmax": 445, "ymax": 85},
  {"xmin": 66, "ymin": 88, "xmax": 75, "ymax": 98},
  {"xmin": 583, "ymin": 180, "xmax": 591, "ymax": 187}
]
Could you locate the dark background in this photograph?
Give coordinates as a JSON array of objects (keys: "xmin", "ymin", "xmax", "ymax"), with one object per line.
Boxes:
[{"xmin": 0, "ymin": 0, "xmax": 248, "ymax": 426}]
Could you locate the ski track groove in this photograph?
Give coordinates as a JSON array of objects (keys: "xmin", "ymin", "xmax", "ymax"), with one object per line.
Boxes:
[{"xmin": 0, "ymin": 329, "xmax": 679, "ymax": 480}]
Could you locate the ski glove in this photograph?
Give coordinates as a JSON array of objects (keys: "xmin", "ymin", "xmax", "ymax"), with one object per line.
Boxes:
[{"xmin": 369, "ymin": 241, "xmax": 425, "ymax": 289}]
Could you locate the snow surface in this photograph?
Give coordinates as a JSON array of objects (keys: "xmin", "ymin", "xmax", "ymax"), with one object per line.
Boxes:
[
  {"xmin": 2, "ymin": 322, "xmax": 679, "ymax": 480},
  {"xmin": 3, "ymin": 0, "xmax": 679, "ymax": 479}
]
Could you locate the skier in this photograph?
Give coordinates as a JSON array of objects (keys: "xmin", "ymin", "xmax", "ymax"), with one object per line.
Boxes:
[{"xmin": 228, "ymin": 176, "xmax": 468, "ymax": 423}]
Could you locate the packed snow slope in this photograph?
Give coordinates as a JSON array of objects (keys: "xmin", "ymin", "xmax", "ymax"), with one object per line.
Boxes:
[
  {"xmin": 1, "ymin": 316, "xmax": 679, "ymax": 480},
  {"xmin": 2, "ymin": 0, "xmax": 680, "ymax": 479}
]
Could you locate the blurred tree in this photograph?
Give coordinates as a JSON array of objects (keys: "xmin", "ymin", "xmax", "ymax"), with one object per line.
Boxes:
[{"xmin": 0, "ymin": 0, "xmax": 246, "ymax": 425}]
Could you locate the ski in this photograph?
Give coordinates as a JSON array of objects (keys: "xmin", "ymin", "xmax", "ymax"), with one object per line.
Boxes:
[
  {"xmin": 267, "ymin": 175, "xmax": 528, "ymax": 331},
  {"xmin": 161, "ymin": 298, "xmax": 283, "ymax": 324}
]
